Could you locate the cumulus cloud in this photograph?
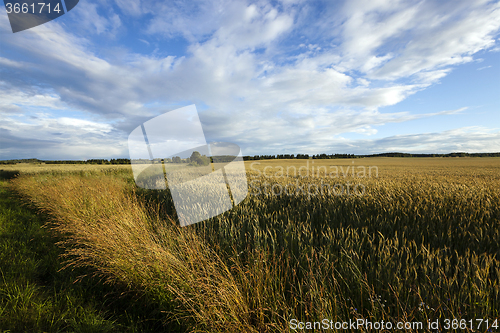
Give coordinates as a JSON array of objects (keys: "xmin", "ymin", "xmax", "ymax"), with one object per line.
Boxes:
[
  {"xmin": 0, "ymin": 0, "xmax": 499, "ymax": 159},
  {"xmin": 359, "ymin": 127, "xmax": 500, "ymax": 154},
  {"xmin": 0, "ymin": 111, "xmax": 124, "ymax": 159}
]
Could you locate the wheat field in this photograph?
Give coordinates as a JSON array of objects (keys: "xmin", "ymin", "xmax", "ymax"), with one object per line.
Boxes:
[{"xmin": 4, "ymin": 157, "xmax": 500, "ymax": 332}]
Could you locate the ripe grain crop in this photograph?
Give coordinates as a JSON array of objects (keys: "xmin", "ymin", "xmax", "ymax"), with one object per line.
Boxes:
[
  {"xmin": 7, "ymin": 157, "xmax": 500, "ymax": 332},
  {"xmin": 0, "ymin": 162, "xmax": 132, "ymax": 175}
]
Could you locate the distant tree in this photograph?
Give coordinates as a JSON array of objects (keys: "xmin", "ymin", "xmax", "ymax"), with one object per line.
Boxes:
[{"xmin": 189, "ymin": 151, "xmax": 210, "ymax": 166}]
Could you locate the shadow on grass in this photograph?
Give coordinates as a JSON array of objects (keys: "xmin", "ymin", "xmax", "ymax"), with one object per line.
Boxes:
[
  {"xmin": 0, "ymin": 169, "xmax": 20, "ymax": 180},
  {"xmin": 0, "ymin": 180, "xmax": 186, "ymax": 333}
]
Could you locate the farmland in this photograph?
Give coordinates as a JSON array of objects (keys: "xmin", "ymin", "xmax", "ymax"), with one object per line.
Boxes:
[{"xmin": 1, "ymin": 157, "xmax": 499, "ymax": 332}]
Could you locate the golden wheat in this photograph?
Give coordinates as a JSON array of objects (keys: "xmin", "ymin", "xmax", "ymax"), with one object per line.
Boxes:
[{"xmin": 7, "ymin": 157, "xmax": 500, "ymax": 332}]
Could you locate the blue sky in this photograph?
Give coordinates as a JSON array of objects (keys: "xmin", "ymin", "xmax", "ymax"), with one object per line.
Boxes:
[{"xmin": 0, "ymin": 0, "xmax": 499, "ymax": 160}]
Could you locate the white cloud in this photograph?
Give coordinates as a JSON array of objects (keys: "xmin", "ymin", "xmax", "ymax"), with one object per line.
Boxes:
[
  {"xmin": 0, "ymin": 86, "xmax": 65, "ymax": 112},
  {"xmin": 0, "ymin": 57, "xmax": 25, "ymax": 68},
  {"xmin": 0, "ymin": 0, "xmax": 499, "ymax": 158},
  {"xmin": 114, "ymin": 0, "xmax": 143, "ymax": 16},
  {"xmin": 0, "ymin": 112, "xmax": 121, "ymax": 159},
  {"xmin": 57, "ymin": 117, "xmax": 113, "ymax": 133},
  {"xmin": 477, "ymin": 65, "xmax": 492, "ymax": 70},
  {"xmin": 366, "ymin": 1, "xmax": 500, "ymax": 81},
  {"xmin": 361, "ymin": 127, "xmax": 500, "ymax": 154},
  {"xmin": 72, "ymin": 1, "xmax": 122, "ymax": 35},
  {"xmin": 145, "ymin": 0, "xmax": 229, "ymax": 41}
]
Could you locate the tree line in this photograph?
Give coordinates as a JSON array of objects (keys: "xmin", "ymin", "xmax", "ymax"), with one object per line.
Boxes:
[
  {"xmin": 1, "ymin": 152, "xmax": 500, "ymax": 165},
  {"xmin": 243, "ymin": 152, "xmax": 500, "ymax": 160}
]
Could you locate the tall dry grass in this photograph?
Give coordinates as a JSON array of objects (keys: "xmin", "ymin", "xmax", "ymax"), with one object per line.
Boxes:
[{"xmin": 11, "ymin": 173, "xmax": 258, "ymax": 332}]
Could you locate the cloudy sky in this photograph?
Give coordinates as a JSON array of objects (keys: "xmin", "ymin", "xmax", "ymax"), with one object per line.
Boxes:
[{"xmin": 0, "ymin": 0, "xmax": 499, "ymax": 160}]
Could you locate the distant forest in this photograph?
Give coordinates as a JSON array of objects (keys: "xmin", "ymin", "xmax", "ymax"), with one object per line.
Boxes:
[{"xmin": 1, "ymin": 152, "xmax": 500, "ymax": 165}]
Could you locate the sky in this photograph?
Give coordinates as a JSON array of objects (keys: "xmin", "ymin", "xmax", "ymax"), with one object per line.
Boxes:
[{"xmin": 0, "ymin": 0, "xmax": 499, "ymax": 160}]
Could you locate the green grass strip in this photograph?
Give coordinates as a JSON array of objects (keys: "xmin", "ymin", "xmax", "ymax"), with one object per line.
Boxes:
[{"xmin": 0, "ymin": 177, "xmax": 183, "ymax": 333}]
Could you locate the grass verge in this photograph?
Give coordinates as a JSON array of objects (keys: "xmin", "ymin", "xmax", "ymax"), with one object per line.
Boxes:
[{"xmin": 0, "ymin": 172, "xmax": 185, "ymax": 332}]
